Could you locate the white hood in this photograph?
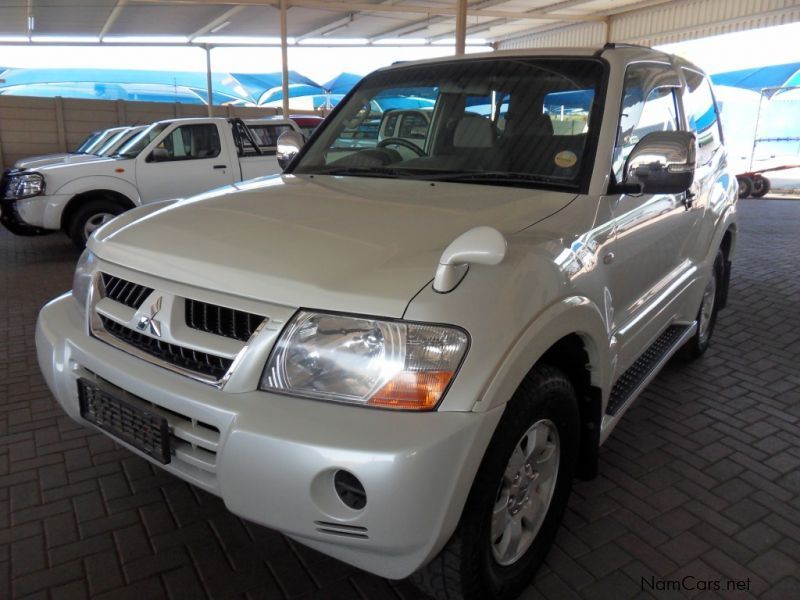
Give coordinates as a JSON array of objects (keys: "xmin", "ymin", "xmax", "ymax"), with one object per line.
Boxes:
[
  {"xmin": 92, "ymin": 175, "xmax": 577, "ymax": 317},
  {"xmin": 15, "ymin": 153, "xmax": 106, "ymax": 170}
]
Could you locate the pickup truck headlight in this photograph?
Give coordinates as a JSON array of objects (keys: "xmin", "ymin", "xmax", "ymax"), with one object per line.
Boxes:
[
  {"xmin": 72, "ymin": 249, "xmax": 96, "ymax": 310},
  {"xmin": 260, "ymin": 311, "xmax": 469, "ymax": 410},
  {"xmin": 3, "ymin": 172, "xmax": 45, "ymax": 199}
]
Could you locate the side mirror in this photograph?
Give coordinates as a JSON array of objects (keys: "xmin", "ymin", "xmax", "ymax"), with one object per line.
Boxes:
[
  {"xmin": 147, "ymin": 147, "xmax": 169, "ymax": 163},
  {"xmin": 276, "ymin": 130, "xmax": 304, "ymax": 170},
  {"xmin": 621, "ymin": 130, "xmax": 696, "ymax": 194}
]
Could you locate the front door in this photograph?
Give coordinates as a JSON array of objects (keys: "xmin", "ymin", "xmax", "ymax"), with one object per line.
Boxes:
[{"xmin": 605, "ymin": 63, "xmax": 702, "ymax": 370}]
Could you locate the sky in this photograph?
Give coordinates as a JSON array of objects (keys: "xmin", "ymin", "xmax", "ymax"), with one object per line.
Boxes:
[{"xmin": 0, "ymin": 22, "xmax": 799, "ymax": 84}]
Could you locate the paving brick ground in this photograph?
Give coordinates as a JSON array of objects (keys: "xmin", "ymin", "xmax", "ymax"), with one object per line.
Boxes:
[{"xmin": 1, "ymin": 198, "xmax": 799, "ymax": 600}]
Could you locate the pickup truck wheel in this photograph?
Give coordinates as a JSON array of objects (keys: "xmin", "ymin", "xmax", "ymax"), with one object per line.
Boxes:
[
  {"xmin": 68, "ymin": 199, "xmax": 124, "ymax": 249},
  {"xmin": 679, "ymin": 249, "xmax": 724, "ymax": 360},
  {"xmin": 411, "ymin": 365, "xmax": 579, "ymax": 600}
]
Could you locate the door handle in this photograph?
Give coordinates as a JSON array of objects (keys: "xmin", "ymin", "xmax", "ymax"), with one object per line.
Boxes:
[{"xmin": 213, "ymin": 165, "xmax": 227, "ymax": 170}]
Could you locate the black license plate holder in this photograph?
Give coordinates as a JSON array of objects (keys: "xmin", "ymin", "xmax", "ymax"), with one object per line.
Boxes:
[{"xmin": 78, "ymin": 378, "xmax": 171, "ymax": 464}]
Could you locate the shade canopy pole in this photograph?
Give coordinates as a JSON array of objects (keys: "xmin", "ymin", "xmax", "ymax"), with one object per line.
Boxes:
[
  {"xmin": 205, "ymin": 45, "xmax": 213, "ymax": 117},
  {"xmin": 455, "ymin": 0, "xmax": 467, "ymax": 55},
  {"xmin": 280, "ymin": 0, "xmax": 290, "ymax": 117}
]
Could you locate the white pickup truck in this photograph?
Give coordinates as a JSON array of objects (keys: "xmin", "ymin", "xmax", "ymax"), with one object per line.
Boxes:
[{"xmin": 1, "ymin": 117, "xmax": 278, "ymax": 247}]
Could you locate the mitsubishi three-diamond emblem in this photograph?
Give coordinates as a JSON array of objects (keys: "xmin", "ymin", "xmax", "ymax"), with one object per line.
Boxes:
[{"xmin": 136, "ymin": 296, "xmax": 163, "ymax": 337}]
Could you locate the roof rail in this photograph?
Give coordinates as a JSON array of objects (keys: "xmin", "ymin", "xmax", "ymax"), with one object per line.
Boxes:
[{"xmin": 602, "ymin": 42, "xmax": 654, "ymax": 50}]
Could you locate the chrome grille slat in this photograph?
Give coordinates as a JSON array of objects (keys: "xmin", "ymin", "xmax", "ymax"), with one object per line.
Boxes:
[
  {"xmin": 184, "ymin": 298, "xmax": 265, "ymax": 342},
  {"xmin": 101, "ymin": 273, "xmax": 153, "ymax": 310},
  {"xmin": 99, "ymin": 315, "xmax": 232, "ymax": 380}
]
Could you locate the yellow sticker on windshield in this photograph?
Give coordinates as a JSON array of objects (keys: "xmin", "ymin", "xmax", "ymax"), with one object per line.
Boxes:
[{"xmin": 554, "ymin": 150, "xmax": 577, "ymax": 168}]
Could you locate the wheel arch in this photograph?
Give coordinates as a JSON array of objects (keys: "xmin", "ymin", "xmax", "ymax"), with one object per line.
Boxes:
[
  {"xmin": 60, "ymin": 189, "xmax": 136, "ymax": 232},
  {"xmin": 476, "ymin": 298, "xmax": 610, "ymax": 480}
]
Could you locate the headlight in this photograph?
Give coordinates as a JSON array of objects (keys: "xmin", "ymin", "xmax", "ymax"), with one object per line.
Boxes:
[
  {"xmin": 71, "ymin": 249, "xmax": 96, "ymax": 309},
  {"xmin": 260, "ymin": 311, "xmax": 469, "ymax": 410},
  {"xmin": 3, "ymin": 172, "xmax": 45, "ymax": 199}
]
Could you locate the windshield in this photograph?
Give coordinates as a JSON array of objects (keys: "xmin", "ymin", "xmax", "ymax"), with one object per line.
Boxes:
[
  {"xmin": 73, "ymin": 131, "xmax": 103, "ymax": 154},
  {"xmin": 113, "ymin": 123, "xmax": 169, "ymax": 159},
  {"xmin": 292, "ymin": 57, "xmax": 605, "ymax": 190},
  {"xmin": 96, "ymin": 128, "xmax": 132, "ymax": 156}
]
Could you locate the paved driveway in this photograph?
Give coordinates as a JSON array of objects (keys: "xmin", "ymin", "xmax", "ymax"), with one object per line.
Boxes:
[{"xmin": 1, "ymin": 199, "xmax": 798, "ymax": 599}]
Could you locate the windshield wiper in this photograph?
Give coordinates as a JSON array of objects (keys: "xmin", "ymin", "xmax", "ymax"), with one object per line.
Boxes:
[
  {"xmin": 420, "ymin": 171, "xmax": 562, "ymax": 185},
  {"xmin": 306, "ymin": 166, "xmax": 404, "ymax": 178}
]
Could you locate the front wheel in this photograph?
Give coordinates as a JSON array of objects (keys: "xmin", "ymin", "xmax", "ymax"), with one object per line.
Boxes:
[
  {"xmin": 411, "ymin": 365, "xmax": 579, "ymax": 600},
  {"xmin": 67, "ymin": 199, "xmax": 124, "ymax": 249}
]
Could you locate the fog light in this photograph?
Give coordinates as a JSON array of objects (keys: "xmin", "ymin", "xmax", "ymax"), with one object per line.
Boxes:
[{"xmin": 334, "ymin": 470, "xmax": 366, "ymax": 510}]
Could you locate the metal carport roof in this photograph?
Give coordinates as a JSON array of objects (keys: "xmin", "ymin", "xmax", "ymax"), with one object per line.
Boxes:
[{"xmin": 1, "ymin": 1, "xmax": 799, "ymax": 115}]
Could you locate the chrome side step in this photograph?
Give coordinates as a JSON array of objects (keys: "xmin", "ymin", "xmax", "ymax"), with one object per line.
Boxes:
[{"xmin": 603, "ymin": 322, "xmax": 697, "ymax": 423}]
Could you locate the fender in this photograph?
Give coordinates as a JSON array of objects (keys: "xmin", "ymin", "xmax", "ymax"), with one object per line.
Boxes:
[
  {"xmin": 44, "ymin": 176, "xmax": 141, "ymax": 230},
  {"xmin": 474, "ymin": 296, "xmax": 611, "ymax": 413}
]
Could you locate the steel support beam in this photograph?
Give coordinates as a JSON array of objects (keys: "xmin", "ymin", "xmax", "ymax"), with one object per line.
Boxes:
[
  {"xmin": 99, "ymin": 0, "xmax": 127, "ymax": 41},
  {"xmin": 190, "ymin": 5, "xmax": 246, "ymax": 40}
]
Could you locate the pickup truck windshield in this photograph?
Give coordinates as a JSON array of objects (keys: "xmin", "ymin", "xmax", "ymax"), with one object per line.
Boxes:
[
  {"xmin": 113, "ymin": 123, "xmax": 169, "ymax": 159},
  {"xmin": 292, "ymin": 58, "xmax": 605, "ymax": 190},
  {"xmin": 73, "ymin": 131, "xmax": 103, "ymax": 154}
]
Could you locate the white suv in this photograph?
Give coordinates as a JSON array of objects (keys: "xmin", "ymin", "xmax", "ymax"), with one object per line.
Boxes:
[{"xmin": 37, "ymin": 45, "xmax": 737, "ymax": 600}]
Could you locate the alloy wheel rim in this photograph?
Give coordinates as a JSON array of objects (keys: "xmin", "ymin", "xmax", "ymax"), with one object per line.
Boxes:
[
  {"xmin": 698, "ymin": 270, "xmax": 717, "ymax": 344},
  {"xmin": 83, "ymin": 212, "xmax": 115, "ymax": 241},
  {"xmin": 491, "ymin": 418, "xmax": 560, "ymax": 566}
]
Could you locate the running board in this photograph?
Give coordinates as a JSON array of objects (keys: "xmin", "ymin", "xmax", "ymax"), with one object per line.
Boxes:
[{"xmin": 604, "ymin": 323, "xmax": 696, "ymax": 418}]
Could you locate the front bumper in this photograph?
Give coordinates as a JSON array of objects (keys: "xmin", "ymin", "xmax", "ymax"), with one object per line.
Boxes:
[{"xmin": 36, "ymin": 293, "xmax": 503, "ymax": 578}]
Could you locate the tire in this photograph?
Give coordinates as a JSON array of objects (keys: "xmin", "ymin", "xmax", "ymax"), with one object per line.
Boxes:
[
  {"xmin": 750, "ymin": 175, "xmax": 771, "ymax": 198},
  {"xmin": 678, "ymin": 249, "xmax": 724, "ymax": 361},
  {"xmin": 67, "ymin": 198, "xmax": 124, "ymax": 250},
  {"xmin": 737, "ymin": 176, "xmax": 752, "ymax": 199},
  {"xmin": 411, "ymin": 365, "xmax": 580, "ymax": 600}
]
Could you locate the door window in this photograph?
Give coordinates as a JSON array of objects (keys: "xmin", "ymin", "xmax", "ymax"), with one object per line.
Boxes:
[
  {"xmin": 614, "ymin": 64, "xmax": 680, "ymax": 181},
  {"xmin": 155, "ymin": 124, "xmax": 221, "ymax": 161}
]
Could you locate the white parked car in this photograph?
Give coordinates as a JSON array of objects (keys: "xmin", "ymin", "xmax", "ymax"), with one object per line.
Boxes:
[
  {"xmin": 37, "ymin": 46, "xmax": 737, "ymax": 600},
  {"xmin": 1, "ymin": 117, "xmax": 276, "ymax": 246}
]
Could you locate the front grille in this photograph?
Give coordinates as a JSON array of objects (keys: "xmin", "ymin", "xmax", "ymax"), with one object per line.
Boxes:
[
  {"xmin": 102, "ymin": 273, "xmax": 153, "ymax": 309},
  {"xmin": 100, "ymin": 315, "xmax": 232, "ymax": 380},
  {"xmin": 185, "ymin": 298, "xmax": 265, "ymax": 342}
]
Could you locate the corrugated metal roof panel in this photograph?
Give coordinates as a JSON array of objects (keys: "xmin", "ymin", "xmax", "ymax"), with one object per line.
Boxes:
[{"xmin": 498, "ymin": 0, "xmax": 800, "ymax": 50}]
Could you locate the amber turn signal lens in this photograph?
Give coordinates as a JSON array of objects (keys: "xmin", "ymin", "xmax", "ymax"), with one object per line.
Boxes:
[{"xmin": 368, "ymin": 371, "xmax": 454, "ymax": 410}]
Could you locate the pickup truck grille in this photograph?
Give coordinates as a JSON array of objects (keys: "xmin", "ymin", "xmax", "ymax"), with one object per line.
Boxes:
[
  {"xmin": 185, "ymin": 299, "xmax": 264, "ymax": 342},
  {"xmin": 100, "ymin": 316, "xmax": 233, "ymax": 380}
]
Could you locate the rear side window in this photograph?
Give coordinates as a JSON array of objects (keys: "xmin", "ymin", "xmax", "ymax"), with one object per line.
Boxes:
[
  {"xmin": 156, "ymin": 124, "xmax": 221, "ymax": 161},
  {"xmin": 682, "ymin": 68, "xmax": 723, "ymax": 165},
  {"xmin": 613, "ymin": 63, "xmax": 680, "ymax": 181}
]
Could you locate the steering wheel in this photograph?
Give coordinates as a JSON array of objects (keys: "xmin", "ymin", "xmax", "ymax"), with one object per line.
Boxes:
[{"xmin": 377, "ymin": 137, "xmax": 425, "ymax": 156}]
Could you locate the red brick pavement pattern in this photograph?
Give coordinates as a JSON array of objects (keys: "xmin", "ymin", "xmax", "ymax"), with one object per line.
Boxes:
[{"xmin": 1, "ymin": 199, "xmax": 798, "ymax": 599}]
